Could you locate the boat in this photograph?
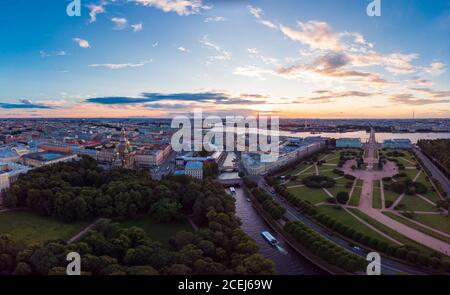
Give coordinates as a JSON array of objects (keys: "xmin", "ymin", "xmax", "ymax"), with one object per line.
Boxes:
[{"xmin": 261, "ymin": 231, "xmax": 279, "ymax": 246}]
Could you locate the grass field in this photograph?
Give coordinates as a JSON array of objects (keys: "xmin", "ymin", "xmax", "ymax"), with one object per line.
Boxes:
[
  {"xmin": 397, "ymin": 194, "xmax": 439, "ymax": 212},
  {"xmin": 410, "ymin": 214, "xmax": 450, "ymax": 236},
  {"xmin": 119, "ymin": 216, "xmax": 193, "ymax": 243},
  {"xmin": 372, "ymin": 181, "xmax": 382, "ymax": 209},
  {"xmin": 316, "ymin": 205, "xmax": 392, "ymax": 244},
  {"xmin": 349, "ymin": 179, "xmax": 363, "ymax": 206},
  {"xmin": 383, "ymin": 189, "xmax": 400, "ymax": 208},
  {"xmin": 0, "ymin": 211, "xmax": 88, "ymax": 246},
  {"xmin": 348, "ymin": 208, "xmax": 437, "ymax": 255},
  {"xmin": 287, "ymin": 185, "xmax": 329, "ymax": 205},
  {"xmin": 382, "ymin": 212, "xmax": 449, "ymax": 243}
]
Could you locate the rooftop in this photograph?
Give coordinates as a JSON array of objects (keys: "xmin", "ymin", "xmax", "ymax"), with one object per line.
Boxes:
[{"xmin": 185, "ymin": 161, "xmax": 203, "ymax": 170}]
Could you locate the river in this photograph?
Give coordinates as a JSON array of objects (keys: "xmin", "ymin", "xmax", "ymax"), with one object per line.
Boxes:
[
  {"xmin": 212, "ymin": 126, "xmax": 450, "ymax": 144},
  {"xmin": 230, "ymin": 187, "xmax": 325, "ymax": 275}
]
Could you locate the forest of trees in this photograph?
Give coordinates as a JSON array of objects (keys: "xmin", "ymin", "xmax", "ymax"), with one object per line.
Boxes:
[
  {"xmin": 417, "ymin": 139, "xmax": 450, "ymax": 175},
  {"xmin": 1, "ymin": 157, "xmax": 275, "ymax": 275}
]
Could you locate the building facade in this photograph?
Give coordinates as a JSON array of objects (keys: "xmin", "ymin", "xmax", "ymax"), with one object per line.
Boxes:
[
  {"xmin": 383, "ymin": 139, "xmax": 412, "ymax": 149},
  {"xmin": 336, "ymin": 138, "xmax": 362, "ymax": 149},
  {"xmin": 185, "ymin": 161, "xmax": 204, "ymax": 180}
]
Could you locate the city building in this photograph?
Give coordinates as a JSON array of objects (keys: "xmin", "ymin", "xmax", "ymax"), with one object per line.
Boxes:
[
  {"xmin": 383, "ymin": 139, "xmax": 412, "ymax": 149},
  {"xmin": 336, "ymin": 138, "xmax": 362, "ymax": 148},
  {"xmin": 0, "ymin": 162, "xmax": 31, "ymax": 192},
  {"xmin": 242, "ymin": 141, "xmax": 324, "ymax": 175},
  {"xmin": 185, "ymin": 161, "xmax": 204, "ymax": 180},
  {"xmin": 20, "ymin": 151, "xmax": 77, "ymax": 168}
]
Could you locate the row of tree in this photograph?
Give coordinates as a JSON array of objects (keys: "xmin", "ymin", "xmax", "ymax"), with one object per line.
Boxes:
[{"xmin": 284, "ymin": 221, "xmax": 366, "ymax": 273}]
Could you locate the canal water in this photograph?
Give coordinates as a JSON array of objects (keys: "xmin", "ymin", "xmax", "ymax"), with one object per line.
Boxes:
[{"xmin": 231, "ymin": 187, "xmax": 325, "ymax": 275}]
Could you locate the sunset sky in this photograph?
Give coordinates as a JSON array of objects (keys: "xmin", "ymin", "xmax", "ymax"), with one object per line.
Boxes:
[{"xmin": 0, "ymin": 0, "xmax": 449, "ymax": 118}]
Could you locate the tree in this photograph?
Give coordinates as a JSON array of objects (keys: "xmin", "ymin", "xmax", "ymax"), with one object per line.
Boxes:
[
  {"xmin": 149, "ymin": 198, "xmax": 182, "ymax": 222},
  {"xmin": 235, "ymin": 254, "xmax": 275, "ymax": 275},
  {"xmin": 336, "ymin": 192, "xmax": 349, "ymax": 204}
]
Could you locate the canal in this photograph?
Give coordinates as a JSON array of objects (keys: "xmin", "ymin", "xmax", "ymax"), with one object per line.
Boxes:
[{"xmin": 231, "ymin": 187, "xmax": 325, "ymax": 275}]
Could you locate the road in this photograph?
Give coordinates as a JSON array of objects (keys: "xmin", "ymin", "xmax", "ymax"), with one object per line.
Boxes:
[
  {"xmin": 151, "ymin": 151, "xmax": 178, "ymax": 180},
  {"xmin": 412, "ymin": 146, "xmax": 450, "ymax": 198},
  {"xmin": 250, "ymin": 177, "xmax": 428, "ymax": 275}
]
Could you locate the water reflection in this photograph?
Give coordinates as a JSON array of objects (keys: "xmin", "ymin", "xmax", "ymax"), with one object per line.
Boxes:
[{"xmin": 231, "ymin": 187, "xmax": 325, "ymax": 275}]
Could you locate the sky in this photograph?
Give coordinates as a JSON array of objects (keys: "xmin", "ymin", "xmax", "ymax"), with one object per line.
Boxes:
[{"xmin": 0, "ymin": 0, "xmax": 449, "ymax": 119}]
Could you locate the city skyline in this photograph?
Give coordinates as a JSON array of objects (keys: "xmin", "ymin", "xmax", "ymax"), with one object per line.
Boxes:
[{"xmin": 1, "ymin": 0, "xmax": 449, "ymax": 119}]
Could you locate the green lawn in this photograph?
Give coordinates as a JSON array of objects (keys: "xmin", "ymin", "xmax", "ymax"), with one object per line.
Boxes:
[
  {"xmin": 327, "ymin": 178, "xmax": 353, "ymax": 197},
  {"xmin": 404, "ymin": 168, "xmax": 420, "ymax": 180},
  {"xmin": 397, "ymin": 194, "xmax": 439, "ymax": 212},
  {"xmin": 415, "ymin": 172, "xmax": 441, "ymax": 203},
  {"xmin": 348, "ymin": 208, "xmax": 437, "ymax": 255},
  {"xmin": 382, "ymin": 212, "xmax": 449, "ymax": 243},
  {"xmin": 410, "ymin": 214, "xmax": 450, "ymax": 236},
  {"xmin": 119, "ymin": 216, "xmax": 193, "ymax": 243},
  {"xmin": 349, "ymin": 179, "xmax": 363, "ymax": 206},
  {"xmin": 287, "ymin": 185, "xmax": 329, "ymax": 205},
  {"xmin": 0, "ymin": 211, "xmax": 88, "ymax": 246},
  {"xmin": 373, "ymin": 182, "xmax": 382, "ymax": 209},
  {"xmin": 316, "ymin": 205, "xmax": 392, "ymax": 244},
  {"xmin": 383, "ymin": 189, "xmax": 400, "ymax": 208}
]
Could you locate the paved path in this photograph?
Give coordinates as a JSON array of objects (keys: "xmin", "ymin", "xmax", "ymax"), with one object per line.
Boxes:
[
  {"xmin": 344, "ymin": 208, "xmax": 403, "ymax": 245},
  {"xmin": 380, "ymin": 179, "xmax": 386, "ymax": 210},
  {"xmin": 314, "ymin": 164, "xmax": 319, "ymax": 176},
  {"xmin": 344, "ymin": 128, "xmax": 450, "ymax": 256},
  {"xmin": 416, "ymin": 194, "xmax": 437, "ymax": 206},
  {"xmin": 364, "ymin": 208, "xmax": 450, "ymax": 255},
  {"xmin": 387, "ymin": 211, "xmax": 450, "ymax": 239},
  {"xmin": 294, "ymin": 165, "xmax": 313, "ymax": 176},
  {"xmin": 68, "ymin": 219, "xmax": 101, "ymax": 244}
]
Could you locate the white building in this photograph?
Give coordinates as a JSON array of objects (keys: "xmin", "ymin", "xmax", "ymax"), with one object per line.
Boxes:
[
  {"xmin": 0, "ymin": 162, "xmax": 31, "ymax": 192},
  {"xmin": 185, "ymin": 161, "xmax": 204, "ymax": 180}
]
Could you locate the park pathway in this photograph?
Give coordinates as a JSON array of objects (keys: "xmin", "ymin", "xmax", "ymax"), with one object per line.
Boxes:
[{"xmin": 353, "ymin": 129, "xmax": 450, "ymax": 256}]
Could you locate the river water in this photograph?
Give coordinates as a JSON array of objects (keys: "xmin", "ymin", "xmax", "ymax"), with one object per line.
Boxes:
[
  {"xmin": 212, "ymin": 126, "xmax": 450, "ymax": 144},
  {"xmin": 231, "ymin": 187, "xmax": 325, "ymax": 275}
]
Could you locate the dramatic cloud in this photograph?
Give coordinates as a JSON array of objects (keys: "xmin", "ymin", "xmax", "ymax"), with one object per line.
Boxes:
[
  {"xmin": 85, "ymin": 91, "xmax": 267, "ymax": 105},
  {"xmin": 425, "ymin": 61, "xmax": 446, "ymax": 75},
  {"xmin": 410, "ymin": 88, "xmax": 450, "ymax": 98},
  {"xmin": 88, "ymin": 60, "xmax": 152, "ymax": 69},
  {"xmin": 111, "ymin": 17, "xmax": 128, "ymax": 30},
  {"xmin": 177, "ymin": 46, "xmax": 190, "ymax": 53},
  {"xmin": 296, "ymin": 90, "xmax": 378, "ymax": 103},
  {"xmin": 233, "ymin": 66, "xmax": 274, "ymax": 80},
  {"xmin": 131, "ymin": 0, "xmax": 209, "ymax": 16},
  {"xmin": 277, "ymin": 52, "xmax": 392, "ymax": 85},
  {"xmin": 0, "ymin": 100, "xmax": 54, "ymax": 109},
  {"xmin": 247, "ymin": 5, "xmax": 277, "ymax": 29},
  {"xmin": 73, "ymin": 38, "xmax": 90, "ymax": 48},
  {"xmin": 200, "ymin": 35, "xmax": 231, "ymax": 62},
  {"xmin": 131, "ymin": 22, "xmax": 143, "ymax": 32},
  {"xmin": 279, "ymin": 21, "xmax": 342, "ymax": 51},
  {"xmin": 88, "ymin": 4, "xmax": 106, "ymax": 23},
  {"xmin": 248, "ymin": 5, "xmax": 262, "ymax": 19},
  {"xmin": 247, "ymin": 48, "xmax": 279, "ymax": 66},
  {"xmin": 204, "ymin": 16, "xmax": 228, "ymax": 23},
  {"xmin": 389, "ymin": 93, "xmax": 450, "ymax": 105}
]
